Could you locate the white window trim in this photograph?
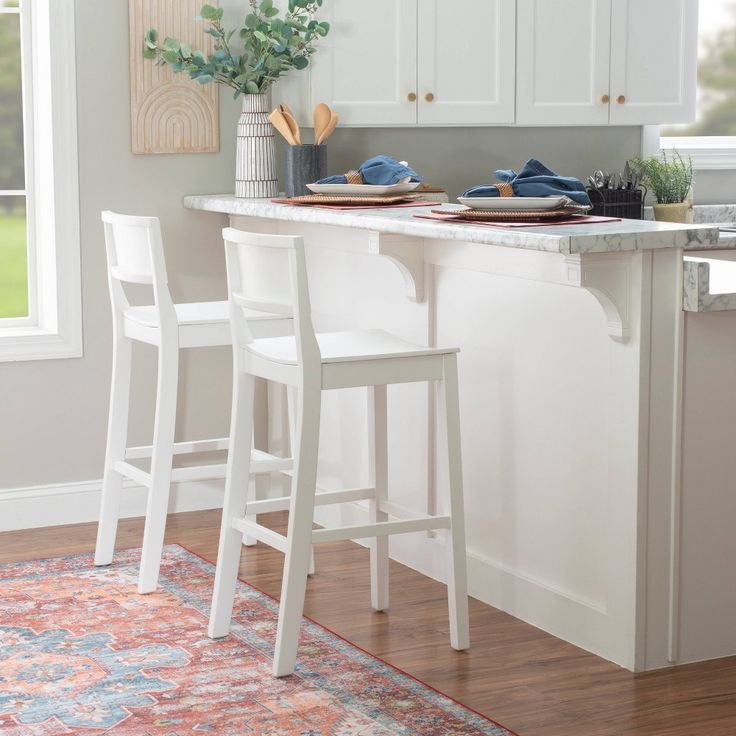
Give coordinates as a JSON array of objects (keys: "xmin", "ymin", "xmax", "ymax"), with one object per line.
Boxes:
[
  {"xmin": 660, "ymin": 135, "xmax": 736, "ymax": 171},
  {"xmin": 0, "ymin": 0, "xmax": 82, "ymax": 362}
]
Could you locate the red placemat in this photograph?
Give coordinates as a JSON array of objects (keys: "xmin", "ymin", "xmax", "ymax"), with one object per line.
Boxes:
[
  {"xmin": 272, "ymin": 199, "xmax": 440, "ymax": 210},
  {"xmin": 413, "ymin": 212, "xmax": 621, "ymax": 227}
]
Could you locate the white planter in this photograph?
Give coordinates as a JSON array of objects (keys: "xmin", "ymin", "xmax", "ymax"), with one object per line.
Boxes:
[{"xmin": 235, "ymin": 93, "xmax": 278, "ymax": 198}]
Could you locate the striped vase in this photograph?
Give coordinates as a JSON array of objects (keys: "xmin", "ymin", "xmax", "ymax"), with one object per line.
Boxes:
[{"xmin": 235, "ymin": 93, "xmax": 278, "ymax": 198}]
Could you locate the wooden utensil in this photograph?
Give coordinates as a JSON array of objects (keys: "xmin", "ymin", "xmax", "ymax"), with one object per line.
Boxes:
[
  {"xmin": 313, "ymin": 103, "xmax": 331, "ymax": 145},
  {"xmin": 278, "ymin": 103, "xmax": 301, "ymax": 145},
  {"xmin": 269, "ymin": 109, "xmax": 297, "ymax": 145},
  {"xmin": 317, "ymin": 111, "xmax": 339, "ymax": 145}
]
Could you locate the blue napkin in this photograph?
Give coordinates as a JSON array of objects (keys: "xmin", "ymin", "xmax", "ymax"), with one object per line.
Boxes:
[
  {"xmin": 462, "ymin": 158, "xmax": 591, "ymax": 206},
  {"xmin": 317, "ymin": 155, "xmax": 423, "ymax": 185}
]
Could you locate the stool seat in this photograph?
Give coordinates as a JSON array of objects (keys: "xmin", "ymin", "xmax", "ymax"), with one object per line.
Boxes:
[
  {"xmin": 124, "ymin": 301, "xmax": 292, "ymax": 347},
  {"xmin": 246, "ymin": 329, "xmax": 459, "ymax": 365}
]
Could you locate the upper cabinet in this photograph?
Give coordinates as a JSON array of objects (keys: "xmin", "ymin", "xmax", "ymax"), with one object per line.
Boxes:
[
  {"xmin": 416, "ymin": 0, "xmax": 515, "ymax": 125},
  {"xmin": 516, "ymin": 0, "xmax": 698, "ymax": 126},
  {"xmin": 275, "ymin": 0, "xmax": 698, "ymax": 128},
  {"xmin": 516, "ymin": 0, "xmax": 612, "ymax": 125},
  {"xmin": 310, "ymin": 0, "xmax": 418, "ymax": 126},
  {"xmin": 609, "ymin": 0, "xmax": 698, "ymax": 125},
  {"xmin": 306, "ymin": 0, "xmax": 516, "ymax": 126}
]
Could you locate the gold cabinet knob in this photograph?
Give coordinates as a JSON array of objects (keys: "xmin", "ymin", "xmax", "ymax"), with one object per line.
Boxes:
[
  {"xmin": 601, "ymin": 94, "xmax": 610, "ymax": 104},
  {"xmin": 425, "ymin": 92, "xmax": 435, "ymax": 102},
  {"xmin": 617, "ymin": 95, "xmax": 626, "ymax": 104},
  {"xmin": 407, "ymin": 92, "xmax": 417, "ymax": 102}
]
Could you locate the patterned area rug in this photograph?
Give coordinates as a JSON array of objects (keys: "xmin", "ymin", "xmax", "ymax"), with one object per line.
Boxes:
[{"xmin": 0, "ymin": 545, "xmax": 516, "ymax": 735}]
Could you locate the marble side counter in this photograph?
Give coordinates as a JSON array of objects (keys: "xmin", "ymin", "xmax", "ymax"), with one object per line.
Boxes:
[{"xmin": 184, "ymin": 195, "xmax": 721, "ymax": 255}]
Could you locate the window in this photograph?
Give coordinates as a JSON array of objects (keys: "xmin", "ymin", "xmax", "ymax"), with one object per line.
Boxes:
[
  {"xmin": 661, "ymin": 0, "xmax": 736, "ymax": 168},
  {"xmin": 0, "ymin": 0, "xmax": 81, "ymax": 361},
  {"xmin": 0, "ymin": 1, "xmax": 27, "ymax": 320}
]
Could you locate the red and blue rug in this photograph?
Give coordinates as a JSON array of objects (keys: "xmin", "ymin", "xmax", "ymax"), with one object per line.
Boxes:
[{"xmin": 0, "ymin": 545, "xmax": 515, "ymax": 735}]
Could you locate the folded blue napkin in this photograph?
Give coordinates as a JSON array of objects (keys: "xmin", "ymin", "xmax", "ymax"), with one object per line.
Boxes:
[
  {"xmin": 462, "ymin": 158, "xmax": 591, "ymax": 206},
  {"xmin": 317, "ymin": 155, "xmax": 423, "ymax": 185}
]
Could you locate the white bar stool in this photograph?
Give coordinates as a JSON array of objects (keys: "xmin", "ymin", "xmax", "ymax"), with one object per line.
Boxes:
[
  {"xmin": 94, "ymin": 211, "xmax": 294, "ymax": 594},
  {"xmin": 208, "ymin": 228, "xmax": 470, "ymax": 677}
]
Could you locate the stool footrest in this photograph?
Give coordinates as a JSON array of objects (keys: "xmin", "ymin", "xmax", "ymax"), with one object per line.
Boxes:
[
  {"xmin": 312, "ymin": 515, "xmax": 451, "ymax": 544},
  {"xmin": 246, "ymin": 486, "xmax": 375, "ymax": 515},
  {"xmin": 231, "ymin": 517, "xmax": 288, "ymax": 552},
  {"xmin": 113, "ymin": 461, "xmax": 151, "ymax": 488},
  {"xmin": 125, "ymin": 437, "xmax": 229, "ymax": 460}
]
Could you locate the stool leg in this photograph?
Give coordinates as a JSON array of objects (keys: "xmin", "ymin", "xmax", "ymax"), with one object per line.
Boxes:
[
  {"xmin": 288, "ymin": 385, "xmax": 315, "ymax": 576},
  {"xmin": 439, "ymin": 354, "xmax": 470, "ymax": 651},
  {"xmin": 244, "ymin": 378, "xmax": 269, "ymax": 546},
  {"xmin": 95, "ymin": 335, "xmax": 133, "ymax": 566},
  {"xmin": 273, "ymin": 383, "xmax": 321, "ymax": 677},
  {"xmin": 137, "ymin": 340, "xmax": 178, "ymax": 594},
  {"xmin": 368, "ymin": 385, "xmax": 389, "ymax": 612},
  {"xmin": 209, "ymin": 369, "xmax": 255, "ymax": 639}
]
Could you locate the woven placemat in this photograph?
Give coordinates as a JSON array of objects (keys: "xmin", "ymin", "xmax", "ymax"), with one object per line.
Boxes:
[
  {"xmin": 287, "ymin": 193, "xmax": 426, "ymax": 205},
  {"xmin": 431, "ymin": 206, "xmax": 590, "ymax": 221}
]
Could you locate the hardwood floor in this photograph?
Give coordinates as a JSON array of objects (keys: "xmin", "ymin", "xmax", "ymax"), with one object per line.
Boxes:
[{"xmin": 1, "ymin": 510, "xmax": 735, "ymax": 736}]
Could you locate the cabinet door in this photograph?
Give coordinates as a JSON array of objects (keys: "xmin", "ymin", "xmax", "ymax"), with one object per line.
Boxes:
[
  {"xmin": 516, "ymin": 0, "xmax": 612, "ymax": 125},
  {"xmin": 417, "ymin": 0, "xmax": 515, "ymax": 125},
  {"xmin": 309, "ymin": 0, "xmax": 418, "ymax": 126},
  {"xmin": 609, "ymin": 0, "xmax": 698, "ymax": 125}
]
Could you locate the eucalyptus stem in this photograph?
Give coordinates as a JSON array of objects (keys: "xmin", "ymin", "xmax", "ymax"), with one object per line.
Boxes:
[{"xmin": 143, "ymin": 0, "xmax": 329, "ymax": 97}]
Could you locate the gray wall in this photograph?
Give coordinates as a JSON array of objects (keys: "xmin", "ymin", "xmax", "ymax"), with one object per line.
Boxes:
[{"xmin": 0, "ymin": 1, "xmax": 642, "ymax": 491}]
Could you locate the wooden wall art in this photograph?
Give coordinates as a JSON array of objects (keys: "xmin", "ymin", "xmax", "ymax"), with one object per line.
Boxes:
[{"xmin": 129, "ymin": 0, "xmax": 219, "ymax": 154}]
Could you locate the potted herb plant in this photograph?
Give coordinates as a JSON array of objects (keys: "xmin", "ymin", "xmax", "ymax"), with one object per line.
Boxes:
[
  {"xmin": 633, "ymin": 150, "xmax": 694, "ymax": 224},
  {"xmin": 144, "ymin": 1, "xmax": 329, "ymax": 198}
]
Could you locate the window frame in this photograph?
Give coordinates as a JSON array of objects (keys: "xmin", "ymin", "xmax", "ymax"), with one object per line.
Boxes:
[
  {"xmin": 660, "ymin": 135, "xmax": 736, "ymax": 171},
  {"xmin": 0, "ymin": 0, "xmax": 82, "ymax": 362}
]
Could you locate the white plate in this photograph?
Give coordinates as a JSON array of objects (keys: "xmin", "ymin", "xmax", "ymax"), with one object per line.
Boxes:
[
  {"xmin": 306, "ymin": 179, "xmax": 420, "ymax": 196},
  {"xmin": 457, "ymin": 195, "xmax": 568, "ymax": 211}
]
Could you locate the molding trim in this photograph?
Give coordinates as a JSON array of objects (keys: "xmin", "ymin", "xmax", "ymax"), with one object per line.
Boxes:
[
  {"xmin": 660, "ymin": 136, "xmax": 736, "ymax": 171},
  {"xmin": 0, "ymin": 477, "xmax": 224, "ymax": 532}
]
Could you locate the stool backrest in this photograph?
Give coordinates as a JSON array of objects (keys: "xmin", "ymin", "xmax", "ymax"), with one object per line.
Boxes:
[
  {"xmin": 101, "ymin": 210, "xmax": 176, "ymax": 329},
  {"xmin": 222, "ymin": 228, "xmax": 320, "ymax": 367}
]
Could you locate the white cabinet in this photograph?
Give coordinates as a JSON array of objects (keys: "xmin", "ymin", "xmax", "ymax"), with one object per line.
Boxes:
[
  {"xmin": 516, "ymin": 0, "xmax": 698, "ymax": 126},
  {"xmin": 609, "ymin": 0, "xmax": 698, "ymax": 125},
  {"xmin": 516, "ymin": 0, "xmax": 611, "ymax": 125},
  {"xmin": 307, "ymin": 0, "xmax": 516, "ymax": 126},
  {"xmin": 417, "ymin": 0, "xmax": 515, "ymax": 125},
  {"xmin": 309, "ymin": 0, "xmax": 418, "ymax": 126}
]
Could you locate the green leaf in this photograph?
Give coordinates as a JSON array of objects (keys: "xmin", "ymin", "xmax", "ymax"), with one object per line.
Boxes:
[
  {"xmin": 163, "ymin": 37, "xmax": 179, "ymax": 51},
  {"xmin": 265, "ymin": 6, "xmax": 279, "ymax": 17},
  {"xmin": 254, "ymin": 30, "xmax": 268, "ymax": 43},
  {"xmin": 143, "ymin": 46, "xmax": 157, "ymax": 59},
  {"xmin": 179, "ymin": 41, "xmax": 192, "ymax": 57},
  {"xmin": 196, "ymin": 73, "xmax": 214, "ymax": 84},
  {"xmin": 199, "ymin": 4, "xmax": 218, "ymax": 20},
  {"xmin": 245, "ymin": 80, "xmax": 260, "ymax": 93},
  {"xmin": 161, "ymin": 49, "xmax": 179, "ymax": 64},
  {"xmin": 245, "ymin": 13, "xmax": 259, "ymax": 29},
  {"xmin": 292, "ymin": 55, "xmax": 308, "ymax": 69},
  {"xmin": 259, "ymin": 0, "xmax": 273, "ymax": 11}
]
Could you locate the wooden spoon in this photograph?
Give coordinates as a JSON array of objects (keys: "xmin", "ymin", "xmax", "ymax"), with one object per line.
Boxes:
[
  {"xmin": 313, "ymin": 103, "xmax": 331, "ymax": 145},
  {"xmin": 278, "ymin": 103, "xmax": 301, "ymax": 145},
  {"xmin": 317, "ymin": 111, "xmax": 339, "ymax": 145},
  {"xmin": 269, "ymin": 109, "xmax": 296, "ymax": 145}
]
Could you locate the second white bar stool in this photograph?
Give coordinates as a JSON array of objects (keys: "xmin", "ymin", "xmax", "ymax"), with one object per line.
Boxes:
[
  {"xmin": 208, "ymin": 228, "xmax": 470, "ymax": 677},
  {"xmin": 94, "ymin": 212, "xmax": 294, "ymax": 594}
]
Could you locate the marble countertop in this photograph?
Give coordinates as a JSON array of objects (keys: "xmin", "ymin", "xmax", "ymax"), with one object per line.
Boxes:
[{"xmin": 184, "ymin": 194, "xmax": 722, "ymax": 255}]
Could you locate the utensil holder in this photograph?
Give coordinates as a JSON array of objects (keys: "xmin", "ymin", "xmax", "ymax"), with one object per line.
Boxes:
[
  {"xmin": 285, "ymin": 144, "xmax": 328, "ymax": 197},
  {"xmin": 586, "ymin": 187, "xmax": 645, "ymax": 219}
]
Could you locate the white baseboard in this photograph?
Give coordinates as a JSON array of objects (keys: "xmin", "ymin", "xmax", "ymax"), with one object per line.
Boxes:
[{"xmin": 0, "ymin": 477, "xmax": 225, "ymax": 532}]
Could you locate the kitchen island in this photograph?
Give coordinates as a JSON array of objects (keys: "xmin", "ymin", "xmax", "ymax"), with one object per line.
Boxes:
[{"xmin": 185, "ymin": 195, "xmax": 733, "ymax": 672}]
